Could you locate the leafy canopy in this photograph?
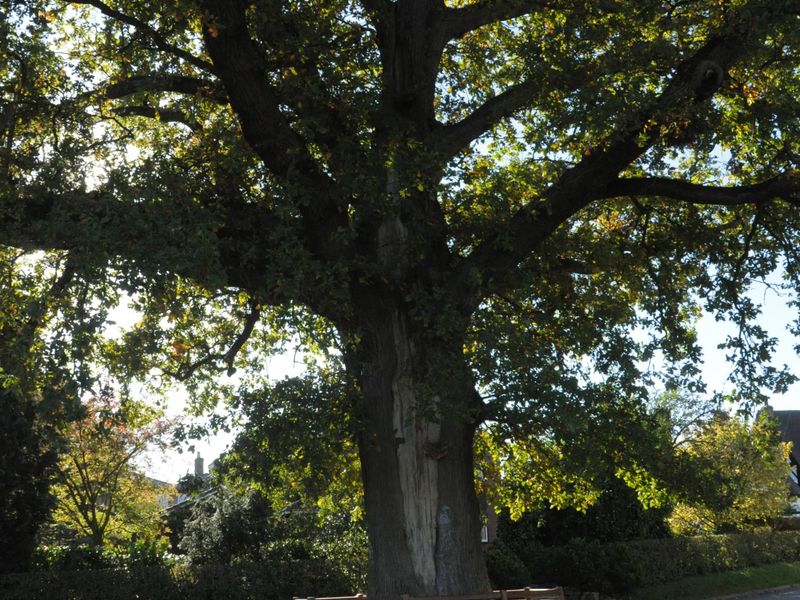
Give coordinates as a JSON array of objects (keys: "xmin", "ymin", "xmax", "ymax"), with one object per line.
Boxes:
[{"xmin": 1, "ymin": 0, "xmax": 800, "ymax": 540}]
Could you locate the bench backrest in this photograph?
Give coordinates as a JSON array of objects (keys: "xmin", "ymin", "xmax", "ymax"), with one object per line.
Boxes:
[
  {"xmin": 403, "ymin": 588, "xmax": 565, "ymax": 600},
  {"xmin": 293, "ymin": 587, "xmax": 565, "ymax": 600}
]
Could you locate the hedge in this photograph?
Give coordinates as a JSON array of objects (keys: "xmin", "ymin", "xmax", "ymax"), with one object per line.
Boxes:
[
  {"xmin": 524, "ymin": 529, "xmax": 800, "ymax": 595},
  {"xmin": 7, "ymin": 530, "xmax": 800, "ymax": 599},
  {"xmin": 0, "ymin": 558, "xmax": 357, "ymax": 600}
]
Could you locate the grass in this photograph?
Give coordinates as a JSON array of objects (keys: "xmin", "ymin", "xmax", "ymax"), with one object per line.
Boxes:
[{"xmin": 629, "ymin": 561, "xmax": 800, "ymax": 600}]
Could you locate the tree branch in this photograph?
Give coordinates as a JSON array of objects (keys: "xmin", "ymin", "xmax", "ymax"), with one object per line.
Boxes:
[
  {"xmin": 164, "ymin": 300, "xmax": 261, "ymax": 380},
  {"xmin": 600, "ymin": 174, "xmax": 800, "ymax": 206},
  {"xmin": 443, "ymin": 0, "xmax": 550, "ymax": 40},
  {"xmin": 200, "ymin": 1, "xmax": 332, "ymax": 188},
  {"xmin": 0, "ymin": 186, "xmax": 288, "ymax": 305},
  {"xmin": 222, "ymin": 301, "xmax": 260, "ymax": 375},
  {"xmin": 449, "ymin": 28, "xmax": 751, "ymax": 307},
  {"xmin": 111, "ymin": 105, "xmax": 202, "ymax": 132},
  {"xmin": 360, "ymin": 0, "xmax": 394, "ymax": 41},
  {"xmin": 434, "ymin": 78, "xmax": 539, "ymax": 156},
  {"xmin": 19, "ymin": 257, "xmax": 77, "ymax": 350},
  {"xmin": 102, "ymin": 75, "xmax": 227, "ymax": 104},
  {"xmin": 360, "ymin": 0, "xmax": 393, "ymax": 14},
  {"xmin": 71, "ymin": 0, "xmax": 216, "ymax": 74},
  {"xmin": 200, "ymin": 0, "xmax": 351, "ymax": 267}
]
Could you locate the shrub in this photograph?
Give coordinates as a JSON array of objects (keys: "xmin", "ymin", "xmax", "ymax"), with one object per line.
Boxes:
[
  {"xmin": 32, "ymin": 544, "xmax": 116, "ymax": 571},
  {"xmin": 0, "ymin": 567, "xmax": 180, "ymax": 600},
  {"xmin": 32, "ymin": 541, "xmax": 171, "ymax": 572},
  {"xmin": 0, "ymin": 559, "xmax": 359, "ymax": 600},
  {"xmin": 485, "ymin": 540, "xmax": 532, "ymax": 588},
  {"xmin": 524, "ymin": 530, "xmax": 800, "ymax": 595},
  {"xmin": 177, "ymin": 488, "xmax": 367, "ymax": 592}
]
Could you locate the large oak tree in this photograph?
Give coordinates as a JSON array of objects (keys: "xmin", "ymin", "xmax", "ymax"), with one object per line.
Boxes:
[{"xmin": 3, "ymin": 0, "xmax": 800, "ymax": 596}]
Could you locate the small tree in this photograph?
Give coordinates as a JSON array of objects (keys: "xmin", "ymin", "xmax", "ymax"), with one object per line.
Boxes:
[
  {"xmin": 668, "ymin": 412, "xmax": 791, "ymax": 535},
  {"xmin": 219, "ymin": 370, "xmax": 363, "ymax": 520},
  {"xmin": 50, "ymin": 393, "xmax": 173, "ymax": 546},
  {"xmin": 0, "ymin": 249, "xmax": 82, "ymax": 573},
  {"xmin": 0, "ymin": 387, "xmax": 62, "ymax": 573}
]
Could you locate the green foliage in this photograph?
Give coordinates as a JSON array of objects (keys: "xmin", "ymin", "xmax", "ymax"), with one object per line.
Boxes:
[
  {"xmin": 668, "ymin": 413, "xmax": 791, "ymax": 534},
  {"xmin": 219, "ymin": 369, "xmax": 362, "ymax": 520},
  {"xmin": 165, "ymin": 473, "xmax": 212, "ymax": 552},
  {"xmin": 177, "ymin": 486, "xmax": 368, "ymax": 592},
  {"xmin": 0, "ymin": 250, "xmax": 83, "ymax": 573},
  {"xmin": 497, "ymin": 478, "xmax": 671, "ymax": 552},
  {"xmin": 0, "ymin": 567, "xmax": 181, "ymax": 600},
  {"xmin": 175, "ymin": 473, "xmax": 208, "ymax": 497},
  {"xmin": 0, "ymin": 560, "xmax": 360, "ymax": 600},
  {"xmin": 179, "ymin": 487, "xmax": 274, "ymax": 564},
  {"xmin": 0, "ymin": 387, "xmax": 59, "ymax": 574},
  {"xmin": 526, "ymin": 530, "xmax": 800, "ymax": 595},
  {"xmin": 485, "ymin": 540, "xmax": 531, "ymax": 589},
  {"xmin": 32, "ymin": 540, "xmax": 169, "ymax": 572},
  {"xmin": 477, "ymin": 389, "xmax": 685, "ymax": 546},
  {"xmin": 476, "ymin": 386, "xmax": 688, "ymax": 523}
]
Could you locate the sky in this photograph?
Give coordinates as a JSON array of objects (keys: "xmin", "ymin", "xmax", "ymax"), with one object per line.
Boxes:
[{"xmin": 695, "ymin": 279, "xmax": 800, "ymax": 410}]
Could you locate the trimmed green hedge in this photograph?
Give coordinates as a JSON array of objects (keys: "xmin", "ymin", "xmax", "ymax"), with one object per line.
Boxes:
[
  {"xmin": 0, "ymin": 567, "xmax": 179, "ymax": 600},
  {"xmin": 0, "ymin": 559, "xmax": 357, "ymax": 600},
  {"xmin": 525, "ymin": 529, "xmax": 800, "ymax": 594},
  {"xmin": 7, "ymin": 530, "xmax": 800, "ymax": 598}
]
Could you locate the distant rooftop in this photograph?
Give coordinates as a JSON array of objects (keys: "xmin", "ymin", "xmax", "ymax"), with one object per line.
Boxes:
[{"xmin": 767, "ymin": 408, "xmax": 800, "ymax": 465}]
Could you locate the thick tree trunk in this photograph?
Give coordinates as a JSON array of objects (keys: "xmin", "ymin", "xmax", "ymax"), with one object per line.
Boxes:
[{"xmin": 351, "ymin": 300, "xmax": 490, "ymax": 600}]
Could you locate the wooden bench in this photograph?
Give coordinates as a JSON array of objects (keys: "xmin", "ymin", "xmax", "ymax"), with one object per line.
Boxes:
[
  {"xmin": 293, "ymin": 595, "xmax": 367, "ymax": 600},
  {"xmin": 403, "ymin": 587, "xmax": 565, "ymax": 600},
  {"xmin": 294, "ymin": 596, "xmax": 367, "ymax": 600},
  {"xmin": 294, "ymin": 587, "xmax": 565, "ymax": 600}
]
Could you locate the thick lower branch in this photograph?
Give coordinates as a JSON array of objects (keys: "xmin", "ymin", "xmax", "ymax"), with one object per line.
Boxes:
[
  {"xmin": 601, "ymin": 174, "xmax": 800, "ymax": 206},
  {"xmin": 0, "ymin": 188, "xmax": 285, "ymax": 304},
  {"xmin": 201, "ymin": 0, "xmax": 353, "ymax": 269},
  {"xmin": 443, "ymin": 0, "xmax": 550, "ymax": 40},
  {"xmin": 103, "ymin": 75, "xmax": 227, "ymax": 103},
  {"xmin": 112, "ymin": 106, "xmax": 202, "ymax": 131}
]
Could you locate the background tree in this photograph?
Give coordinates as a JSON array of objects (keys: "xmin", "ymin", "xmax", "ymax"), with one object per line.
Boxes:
[
  {"xmin": 0, "ymin": 248, "xmax": 84, "ymax": 573},
  {"xmin": 0, "ymin": 385, "xmax": 61, "ymax": 574},
  {"xmin": 219, "ymin": 368, "xmax": 363, "ymax": 520},
  {"xmin": 163, "ymin": 470, "xmax": 213, "ymax": 552},
  {"xmin": 2, "ymin": 1, "xmax": 800, "ymax": 597},
  {"xmin": 668, "ymin": 412, "xmax": 791, "ymax": 535},
  {"xmin": 50, "ymin": 393, "xmax": 173, "ymax": 547}
]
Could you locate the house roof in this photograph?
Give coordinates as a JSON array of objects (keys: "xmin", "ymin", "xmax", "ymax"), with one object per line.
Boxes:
[{"xmin": 770, "ymin": 410, "xmax": 800, "ymax": 465}]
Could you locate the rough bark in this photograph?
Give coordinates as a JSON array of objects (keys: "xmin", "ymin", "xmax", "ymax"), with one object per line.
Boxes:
[{"xmin": 352, "ymin": 296, "xmax": 490, "ymax": 599}]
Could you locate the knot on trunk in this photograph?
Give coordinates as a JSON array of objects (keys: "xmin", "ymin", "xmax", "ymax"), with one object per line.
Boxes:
[{"xmin": 424, "ymin": 441, "xmax": 448, "ymax": 460}]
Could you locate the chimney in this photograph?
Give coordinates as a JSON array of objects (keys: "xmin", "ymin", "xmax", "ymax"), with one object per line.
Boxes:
[{"xmin": 194, "ymin": 452, "xmax": 204, "ymax": 476}]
